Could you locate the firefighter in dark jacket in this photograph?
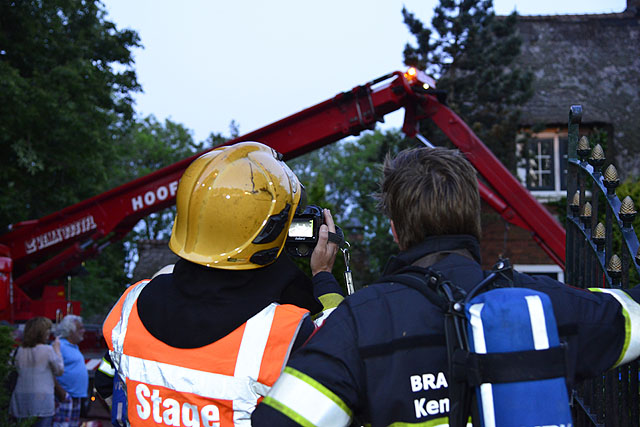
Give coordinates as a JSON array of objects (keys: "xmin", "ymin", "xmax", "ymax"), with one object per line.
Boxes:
[
  {"xmin": 96, "ymin": 142, "xmax": 343, "ymax": 426},
  {"xmin": 251, "ymin": 146, "xmax": 640, "ymax": 426}
]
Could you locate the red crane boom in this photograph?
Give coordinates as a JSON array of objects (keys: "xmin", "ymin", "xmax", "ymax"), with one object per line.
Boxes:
[{"xmin": 0, "ymin": 70, "xmax": 566, "ymax": 322}]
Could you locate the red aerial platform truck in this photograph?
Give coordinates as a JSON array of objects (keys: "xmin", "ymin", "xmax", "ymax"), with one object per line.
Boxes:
[{"xmin": 0, "ymin": 68, "xmax": 566, "ymax": 324}]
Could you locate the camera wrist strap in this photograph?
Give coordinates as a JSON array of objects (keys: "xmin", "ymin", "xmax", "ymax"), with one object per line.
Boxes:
[
  {"xmin": 327, "ymin": 231, "xmax": 343, "ymax": 246},
  {"xmin": 342, "ymin": 242, "xmax": 355, "ymax": 295}
]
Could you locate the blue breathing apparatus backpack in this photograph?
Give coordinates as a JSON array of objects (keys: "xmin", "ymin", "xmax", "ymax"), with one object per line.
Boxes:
[{"xmin": 385, "ymin": 259, "xmax": 573, "ymax": 427}]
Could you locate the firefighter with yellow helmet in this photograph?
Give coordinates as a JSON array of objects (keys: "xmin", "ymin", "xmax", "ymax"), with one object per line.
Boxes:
[{"xmin": 100, "ymin": 142, "xmax": 344, "ymax": 426}]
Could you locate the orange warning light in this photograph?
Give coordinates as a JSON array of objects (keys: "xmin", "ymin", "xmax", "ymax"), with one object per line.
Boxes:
[{"xmin": 404, "ymin": 67, "xmax": 418, "ymax": 82}]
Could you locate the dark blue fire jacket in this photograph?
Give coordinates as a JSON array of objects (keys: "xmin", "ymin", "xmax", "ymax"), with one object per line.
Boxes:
[{"xmin": 252, "ymin": 235, "xmax": 640, "ymax": 426}]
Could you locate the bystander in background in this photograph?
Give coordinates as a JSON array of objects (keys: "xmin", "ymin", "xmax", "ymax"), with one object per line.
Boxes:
[
  {"xmin": 10, "ymin": 316, "xmax": 64, "ymax": 427},
  {"xmin": 53, "ymin": 315, "xmax": 88, "ymax": 427}
]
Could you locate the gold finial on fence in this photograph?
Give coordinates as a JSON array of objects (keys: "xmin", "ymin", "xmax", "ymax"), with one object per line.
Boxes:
[
  {"xmin": 620, "ymin": 196, "xmax": 637, "ymax": 228},
  {"xmin": 580, "ymin": 201, "xmax": 592, "ymax": 227},
  {"xmin": 570, "ymin": 190, "xmax": 580, "ymax": 217},
  {"xmin": 603, "ymin": 164, "xmax": 620, "ymax": 194},
  {"xmin": 588, "ymin": 144, "xmax": 605, "ymax": 169},
  {"xmin": 620, "ymin": 196, "xmax": 636, "ymax": 214},
  {"xmin": 582, "ymin": 201, "xmax": 592, "ymax": 216},
  {"xmin": 577, "ymin": 136, "xmax": 591, "ymax": 160},
  {"xmin": 608, "ymin": 254, "xmax": 622, "ymax": 272},
  {"xmin": 607, "ymin": 254, "xmax": 622, "ymax": 287},
  {"xmin": 604, "ymin": 164, "xmax": 618, "ymax": 181},
  {"xmin": 593, "ymin": 222, "xmax": 606, "ymax": 251}
]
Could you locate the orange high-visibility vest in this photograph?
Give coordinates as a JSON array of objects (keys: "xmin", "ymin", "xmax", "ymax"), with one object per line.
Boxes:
[{"xmin": 103, "ymin": 280, "xmax": 308, "ymax": 427}]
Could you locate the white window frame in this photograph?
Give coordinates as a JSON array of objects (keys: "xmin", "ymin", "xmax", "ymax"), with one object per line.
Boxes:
[
  {"xmin": 516, "ymin": 130, "xmax": 568, "ymax": 202},
  {"xmin": 514, "ymin": 264, "xmax": 565, "ymax": 284}
]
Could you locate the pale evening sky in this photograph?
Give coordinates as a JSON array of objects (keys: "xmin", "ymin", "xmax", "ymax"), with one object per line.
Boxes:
[{"xmin": 101, "ymin": 1, "xmax": 628, "ymax": 144}]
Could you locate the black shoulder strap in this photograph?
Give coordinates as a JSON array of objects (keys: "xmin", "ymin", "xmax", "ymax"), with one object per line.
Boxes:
[{"xmin": 375, "ymin": 266, "xmax": 448, "ymax": 311}]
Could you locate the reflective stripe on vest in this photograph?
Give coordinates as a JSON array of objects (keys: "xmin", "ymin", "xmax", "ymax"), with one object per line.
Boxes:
[
  {"xmin": 263, "ymin": 366, "xmax": 352, "ymax": 427},
  {"xmin": 121, "ymin": 353, "xmax": 263, "ymax": 401},
  {"xmin": 109, "ymin": 279, "xmax": 150, "ymax": 371},
  {"xmin": 589, "ymin": 288, "xmax": 640, "ymax": 367},
  {"xmin": 106, "ymin": 281, "xmax": 307, "ymax": 426}
]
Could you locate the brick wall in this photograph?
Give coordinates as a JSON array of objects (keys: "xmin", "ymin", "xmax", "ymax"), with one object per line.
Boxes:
[{"xmin": 479, "ymin": 202, "xmax": 558, "ymax": 270}]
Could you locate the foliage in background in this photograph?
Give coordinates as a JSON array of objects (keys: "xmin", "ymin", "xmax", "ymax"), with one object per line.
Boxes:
[
  {"xmin": 0, "ymin": 325, "xmax": 33, "ymax": 426},
  {"xmin": 611, "ymin": 179, "xmax": 640, "ymax": 287},
  {"xmin": 68, "ymin": 242, "xmax": 129, "ymax": 324},
  {"xmin": 289, "ymin": 130, "xmax": 418, "ymax": 287},
  {"xmin": 0, "ymin": 0, "xmax": 141, "ymax": 229},
  {"xmin": 0, "ymin": 325, "xmax": 15, "ymax": 424},
  {"xmin": 402, "ymin": 0, "xmax": 533, "ymax": 171}
]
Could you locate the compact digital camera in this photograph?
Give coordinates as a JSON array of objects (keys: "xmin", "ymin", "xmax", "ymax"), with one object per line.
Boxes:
[{"xmin": 285, "ymin": 205, "xmax": 343, "ymax": 257}]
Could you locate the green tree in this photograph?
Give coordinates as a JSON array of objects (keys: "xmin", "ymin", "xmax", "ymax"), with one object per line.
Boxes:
[
  {"xmin": 0, "ymin": 325, "xmax": 32, "ymax": 426},
  {"xmin": 0, "ymin": 325, "xmax": 16, "ymax": 424},
  {"xmin": 402, "ymin": 0, "xmax": 532, "ymax": 170},
  {"xmin": 609, "ymin": 178, "xmax": 640, "ymax": 272},
  {"xmin": 67, "ymin": 242, "xmax": 129, "ymax": 324},
  {"xmin": 204, "ymin": 131, "xmax": 229, "ymax": 150},
  {"xmin": 0, "ymin": 0, "xmax": 141, "ymax": 230}
]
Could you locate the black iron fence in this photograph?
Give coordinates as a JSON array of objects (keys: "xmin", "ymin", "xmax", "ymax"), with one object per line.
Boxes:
[{"xmin": 565, "ymin": 105, "xmax": 640, "ymax": 426}]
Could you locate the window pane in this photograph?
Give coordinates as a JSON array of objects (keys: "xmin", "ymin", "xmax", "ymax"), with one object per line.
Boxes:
[{"xmin": 526, "ymin": 139, "xmax": 555, "ymax": 190}]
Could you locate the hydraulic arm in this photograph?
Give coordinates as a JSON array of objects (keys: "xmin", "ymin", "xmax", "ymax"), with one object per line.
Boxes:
[{"xmin": 0, "ymin": 69, "xmax": 566, "ymax": 321}]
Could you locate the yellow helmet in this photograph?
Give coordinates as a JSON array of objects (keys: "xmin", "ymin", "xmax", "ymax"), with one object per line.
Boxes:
[{"xmin": 169, "ymin": 141, "xmax": 303, "ymax": 270}]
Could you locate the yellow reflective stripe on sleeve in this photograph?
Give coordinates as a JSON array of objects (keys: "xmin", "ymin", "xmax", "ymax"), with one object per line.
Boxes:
[
  {"xmin": 262, "ymin": 396, "xmax": 316, "ymax": 427},
  {"xmin": 318, "ymin": 293, "xmax": 344, "ymax": 310},
  {"xmin": 97, "ymin": 357, "xmax": 115, "ymax": 377},
  {"xmin": 264, "ymin": 367, "xmax": 352, "ymax": 427},
  {"xmin": 590, "ymin": 288, "xmax": 640, "ymax": 367},
  {"xmin": 312, "ymin": 293, "xmax": 344, "ymax": 325}
]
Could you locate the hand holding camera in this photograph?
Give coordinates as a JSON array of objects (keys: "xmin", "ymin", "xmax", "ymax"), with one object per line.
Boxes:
[
  {"xmin": 285, "ymin": 206, "xmax": 342, "ymax": 276},
  {"xmin": 285, "ymin": 205, "xmax": 344, "ymax": 257},
  {"xmin": 310, "ymin": 209, "xmax": 340, "ymax": 276}
]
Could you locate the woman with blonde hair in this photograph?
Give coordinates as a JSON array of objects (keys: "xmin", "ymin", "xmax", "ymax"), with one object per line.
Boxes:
[{"xmin": 10, "ymin": 316, "xmax": 64, "ymax": 427}]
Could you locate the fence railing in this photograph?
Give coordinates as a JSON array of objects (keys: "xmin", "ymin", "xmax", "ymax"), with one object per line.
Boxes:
[{"xmin": 565, "ymin": 105, "xmax": 640, "ymax": 426}]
